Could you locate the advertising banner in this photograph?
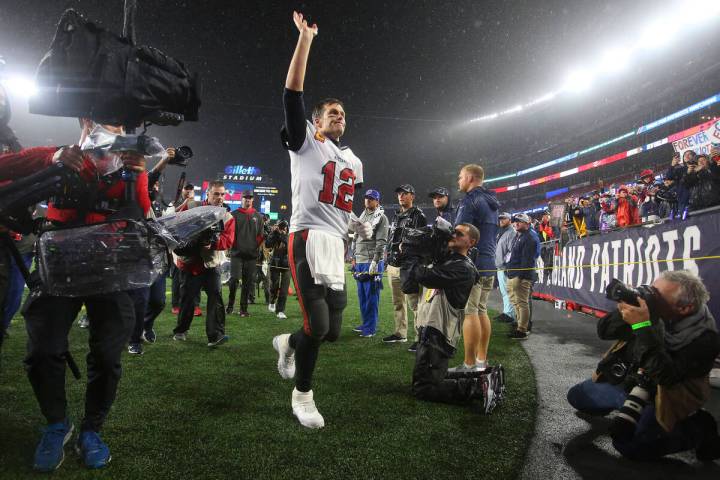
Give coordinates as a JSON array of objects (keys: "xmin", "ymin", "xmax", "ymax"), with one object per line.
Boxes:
[{"xmin": 533, "ymin": 212, "xmax": 720, "ymax": 320}]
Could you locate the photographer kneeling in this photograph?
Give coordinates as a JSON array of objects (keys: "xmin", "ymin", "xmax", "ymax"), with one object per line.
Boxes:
[
  {"xmin": 567, "ymin": 271, "xmax": 720, "ymax": 461},
  {"xmin": 406, "ymin": 222, "xmax": 495, "ymax": 408}
]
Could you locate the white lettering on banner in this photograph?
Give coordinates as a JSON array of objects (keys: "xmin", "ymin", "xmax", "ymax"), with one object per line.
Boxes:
[
  {"xmin": 636, "ymin": 238, "xmax": 645, "ymax": 286},
  {"xmin": 560, "ymin": 253, "xmax": 568, "ymax": 287},
  {"xmin": 590, "ymin": 244, "xmax": 601, "ymax": 292},
  {"xmin": 663, "ymin": 230, "xmax": 678, "ymax": 272},
  {"xmin": 671, "ymin": 120, "xmax": 720, "ymax": 157},
  {"xmin": 610, "ymin": 240, "xmax": 622, "ymax": 280},
  {"xmin": 568, "ymin": 246, "xmax": 576, "ymax": 287},
  {"xmin": 600, "ymin": 243, "xmax": 611, "ymax": 293},
  {"xmin": 575, "ymin": 246, "xmax": 585, "ymax": 288},
  {"xmin": 623, "ymin": 238, "xmax": 635, "ymax": 284},
  {"xmin": 683, "ymin": 226, "xmax": 701, "ymax": 275},
  {"xmin": 645, "ymin": 235, "xmax": 661, "ymax": 284},
  {"xmin": 537, "ymin": 256, "xmax": 545, "ymax": 284}
]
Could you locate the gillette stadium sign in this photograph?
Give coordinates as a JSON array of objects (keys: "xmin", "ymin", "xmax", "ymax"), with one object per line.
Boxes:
[{"xmin": 223, "ymin": 165, "xmax": 263, "ymax": 182}]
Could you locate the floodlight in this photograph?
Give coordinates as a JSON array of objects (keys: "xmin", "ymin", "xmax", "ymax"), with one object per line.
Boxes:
[{"xmin": 2, "ymin": 75, "xmax": 38, "ymax": 98}]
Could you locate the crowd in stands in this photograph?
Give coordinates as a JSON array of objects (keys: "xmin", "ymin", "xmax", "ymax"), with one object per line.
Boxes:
[{"xmin": 528, "ymin": 147, "xmax": 720, "ymax": 242}]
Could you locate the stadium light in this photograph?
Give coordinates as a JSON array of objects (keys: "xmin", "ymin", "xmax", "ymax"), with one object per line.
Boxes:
[
  {"xmin": 638, "ymin": 17, "xmax": 674, "ymax": 50},
  {"xmin": 597, "ymin": 46, "xmax": 632, "ymax": 74},
  {"xmin": 562, "ymin": 69, "xmax": 593, "ymax": 93},
  {"xmin": 1, "ymin": 75, "xmax": 38, "ymax": 98}
]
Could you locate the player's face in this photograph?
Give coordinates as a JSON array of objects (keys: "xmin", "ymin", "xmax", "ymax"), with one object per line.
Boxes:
[
  {"xmin": 314, "ymin": 103, "xmax": 346, "ymax": 140},
  {"xmin": 208, "ymin": 187, "xmax": 225, "ymax": 206}
]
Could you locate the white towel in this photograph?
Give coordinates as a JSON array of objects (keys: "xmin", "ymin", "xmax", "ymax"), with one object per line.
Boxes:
[{"xmin": 306, "ymin": 230, "xmax": 346, "ymax": 290}]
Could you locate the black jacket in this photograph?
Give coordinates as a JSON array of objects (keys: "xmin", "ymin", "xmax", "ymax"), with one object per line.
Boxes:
[
  {"xmin": 597, "ymin": 309, "xmax": 720, "ymax": 386},
  {"xmin": 265, "ymin": 229, "xmax": 289, "ymax": 269},
  {"xmin": 407, "ymin": 252, "xmax": 479, "ymax": 309},
  {"xmin": 682, "ymin": 163, "xmax": 720, "ymax": 211},
  {"xmin": 388, "ymin": 206, "xmax": 427, "ymax": 267}
]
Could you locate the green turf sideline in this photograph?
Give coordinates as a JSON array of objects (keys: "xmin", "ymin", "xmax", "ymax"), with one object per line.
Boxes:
[{"xmin": 0, "ymin": 272, "xmax": 536, "ymax": 479}]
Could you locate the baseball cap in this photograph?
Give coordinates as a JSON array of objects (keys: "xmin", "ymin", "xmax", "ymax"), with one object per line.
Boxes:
[
  {"xmin": 183, "ymin": 183, "xmax": 195, "ymax": 190},
  {"xmin": 395, "ymin": 184, "xmax": 415, "ymax": 194},
  {"xmin": 640, "ymin": 169, "xmax": 654, "ymax": 178},
  {"xmin": 364, "ymin": 189, "xmax": 380, "ymax": 200},
  {"xmin": 428, "ymin": 187, "xmax": 449, "ymax": 198},
  {"xmin": 498, "ymin": 211, "xmax": 511, "ymax": 220},
  {"xmin": 512, "ymin": 213, "xmax": 531, "ymax": 224},
  {"xmin": 242, "ymin": 190, "xmax": 254, "ymax": 198}
]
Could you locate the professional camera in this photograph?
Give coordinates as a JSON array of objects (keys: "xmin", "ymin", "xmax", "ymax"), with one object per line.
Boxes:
[
  {"xmin": 173, "ymin": 220, "xmax": 223, "ymax": 257},
  {"xmin": 168, "ymin": 145, "xmax": 193, "ymax": 167},
  {"xmin": 605, "ymin": 278, "xmax": 659, "ymax": 308},
  {"xmin": 400, "ymin": 216, "xmax": 454, "ymax": 264}
]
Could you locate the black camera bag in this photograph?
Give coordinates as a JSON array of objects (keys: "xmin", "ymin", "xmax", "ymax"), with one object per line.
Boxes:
[{"xmin": 29, "ymin": 9, "xmax": 201, "ymax": 127}]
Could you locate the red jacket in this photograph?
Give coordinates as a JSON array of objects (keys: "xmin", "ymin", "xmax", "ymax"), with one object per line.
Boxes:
[
  {"xmin": 176, "ymin": 203, "xmax": 236, "ymax": 275},
  {"xmin": 0, "ymin": 146, "xmax": 55, "ymax": 184}
]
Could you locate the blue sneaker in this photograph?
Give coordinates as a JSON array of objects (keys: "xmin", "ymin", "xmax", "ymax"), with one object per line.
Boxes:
[
  {"xmin": 33, "ymin": 419, "xmax": 74, "ymax": 472},
  {"xmin": 75, "ymin": 430, "xmax": 111, "ymax": 469}
]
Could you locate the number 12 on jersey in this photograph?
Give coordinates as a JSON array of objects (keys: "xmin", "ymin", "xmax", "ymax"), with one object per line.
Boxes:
[{"xmin": 318, "ymin": 160, "xmax": 355, "ymax": 212}]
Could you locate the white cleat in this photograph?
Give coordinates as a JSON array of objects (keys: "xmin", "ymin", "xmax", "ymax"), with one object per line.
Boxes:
[
  {"xmin": 291, "ymin": 388, "xmax": 325, "ymax": 429},
  {"xmin": 277, "ymin": 312, "xmax": 287, "ymax": 319},
  {"xmin": 268, "ymin": 303, "xmax": 276, "ymax": 312},
  {"xmin": 272, "ymin": 334, "xmax": 295, "ymax": 379}
]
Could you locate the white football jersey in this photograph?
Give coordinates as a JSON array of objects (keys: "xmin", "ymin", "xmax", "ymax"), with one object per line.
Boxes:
[{"xmin": 289, "ymin": 121, "xmax": 364, "ymax": 238}]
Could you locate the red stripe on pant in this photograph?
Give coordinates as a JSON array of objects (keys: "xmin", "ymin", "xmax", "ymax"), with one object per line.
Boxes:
[{"xmin": 288, "ymin": 230, "xmax": 311, "ymax": 335}]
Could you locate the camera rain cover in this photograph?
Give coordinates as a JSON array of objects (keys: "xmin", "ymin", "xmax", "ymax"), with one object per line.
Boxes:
[
  {"xmin": 81, "ymin": 124, "xmax": 167, "ymax": 175},
  {"xmin": 38, "ymin": 220, "xmax": 167, "ymax": 296},
  {"xmin": 155, "ymin": 205, "xmax": 227, "ymax": 250}
]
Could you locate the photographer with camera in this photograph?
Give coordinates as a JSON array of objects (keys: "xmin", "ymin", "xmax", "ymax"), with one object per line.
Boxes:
[
  {"xmin": 19, "ymin": 118, "xmax": 153, "ymax": 471},
  {"xmin": 265, "ymin": 220, "xmax": 290, "ymax": 319},
  {"xmin": 409, "ymin": 223, "xmax": 493, "ymax": 405},
  {"xmin": 567, "ymin": 271, "xmax": 720, "ymax": 461},
  {"xmin": 172, "ymin": 180, "xmax": 235, "ymax": 347}
]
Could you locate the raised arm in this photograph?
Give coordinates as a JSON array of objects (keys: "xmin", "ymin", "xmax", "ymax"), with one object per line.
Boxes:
[{"xmin": 285, "ymin": 11, "xmax": 318, "ymax": 92}]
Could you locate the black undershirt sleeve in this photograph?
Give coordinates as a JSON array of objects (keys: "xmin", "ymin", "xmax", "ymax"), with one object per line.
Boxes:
[{"xmin": 282, "ymin": 88, "xmax": 307, "ymax": 152}]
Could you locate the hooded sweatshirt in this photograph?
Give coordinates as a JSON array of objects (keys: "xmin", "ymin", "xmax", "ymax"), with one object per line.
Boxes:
[{"xmin": 455, "ymin": 186, "xmax": 500, "ymax": 276}]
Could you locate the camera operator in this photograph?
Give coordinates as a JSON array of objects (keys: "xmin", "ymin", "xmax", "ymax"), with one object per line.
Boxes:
[
  {"xmin": 383, "ymin": 184, "xmax": 427, "ymax": 346},
  {"xmin": 410, "ymin": 223, "xmax": 487, "ymax": 405},
  {"xmin": 567, "ymin": 271, "xmax": 720, "ymax": 461},
  {"xmin": 20, "ymin": 118, "xmax": 152, "ymax": 472},
  {"xmin": 172, "ymin": 180, "xmax": 235, "ymax": 346},
  {"xmin": 265, "ymin": 220, "xmax": 290, "ymax": 319}
]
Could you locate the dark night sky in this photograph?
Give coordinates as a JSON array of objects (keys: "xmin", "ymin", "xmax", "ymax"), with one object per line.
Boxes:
[{"xmin": 1, "ymin": 0, "xmax": 719, "ymax": 212}]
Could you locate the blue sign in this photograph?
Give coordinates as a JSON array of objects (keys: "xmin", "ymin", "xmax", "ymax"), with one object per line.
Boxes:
[{"xmin": 224, "ymin": 165, "xmax": 262, "ymax": 175}]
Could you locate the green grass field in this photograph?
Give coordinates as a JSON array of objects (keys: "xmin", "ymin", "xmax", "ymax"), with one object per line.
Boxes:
[{"xmin": 0, "ymin": 273, "xmax": 536, "ymax": 479}]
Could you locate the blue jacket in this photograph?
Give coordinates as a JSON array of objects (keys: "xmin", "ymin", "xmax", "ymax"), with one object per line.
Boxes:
[
  {"xmin": 506, "ymin": 228, "xmax": 540, "ymax": 281},
  {"xmin": 455, "ymin": 186, "xmax": 499, "ymax": 276}
]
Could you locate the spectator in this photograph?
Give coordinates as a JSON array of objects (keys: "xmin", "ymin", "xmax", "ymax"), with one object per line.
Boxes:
[
  {"xmin": 383, "ymin": 184, "xmax": 426, "ymax": 346},
  {"xmin": 494, "ymin": 212, "xmax": 516, "ymax": 324},
  {"xmin": 172, "ymin": 180, "xmax": 235, "ymax": 346},
  {"xmin": 579, "ymin": 196, "xmax": 598, "ymax": 232},
  {"xmin": 637, "ymin": 169, "xmax": 660, "ymax": 222},
  {"xmin": 227, "ymin": 190, "xmax": 264, "ymax": 317},
  {"xmin": 536, "ymin": 210, "xmax": 555, "ymax": 241},
  {"xmin": 265, "ymin": 220, "xmax": 291, "ymax": 319},
  {"xmin": 449, "ymin": 164, "xmax": 499, "ymax": 373},
  {"xmin": 428, "ymin": 186, "xmax": 455, "ymax": 224},
  {"xmin": 682, "ymin": 154, "xmax": 720, "ymax": 212},
  {"xmin": 351, "ymin": 189, "xmax": 389, "ymax": 338},
  {"xmin": 599, "ymin": 192, "xmax": 617, "ymax": 232},
  {"xmin": 656, "ymin": 176, "xmax": 678, "ymax": 219},
  {"xmin": 616, "ymin": 186, "xmax": 638, "ymax": 227},
  {"xmin": 505, "ymin": 213, "xmax": 540, "ymax": 340}
]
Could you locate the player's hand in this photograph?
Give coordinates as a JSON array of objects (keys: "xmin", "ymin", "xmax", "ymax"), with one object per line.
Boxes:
[
  {"xmin": 121, "ymin": 152, "xmax": 146, "ymax": 172},
  {"xmin": 52, "ymin": 145, "xmax": 84, "ymax": 172},
  {"xmin": 368, "ymin": 261, "xmax": 378, "ymax": 275},
  {"xmin": 293, "ymin": 11, "xmax": 318, "ymax": 37}
]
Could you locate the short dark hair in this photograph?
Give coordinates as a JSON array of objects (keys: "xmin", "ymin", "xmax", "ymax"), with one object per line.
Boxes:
[
  {"xmin": 183, "ymin": 183, "xmax": 195, "ymax": 190},
  {"xmin": 208, "ymin": 180, "xmax": 224, "ymax": 190},
  {"xmin": 312, "ymin": 98, "xmax": 344, "ymax": 121},
  {"xmin": 457, "ymin": 223, "xmax": 480, "ymax": 245}
]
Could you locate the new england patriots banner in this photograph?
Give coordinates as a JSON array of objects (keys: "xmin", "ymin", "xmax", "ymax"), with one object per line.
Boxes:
[{"xmin": 533, "ymin": 211, "xmax": 720, "ymax": 320}]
